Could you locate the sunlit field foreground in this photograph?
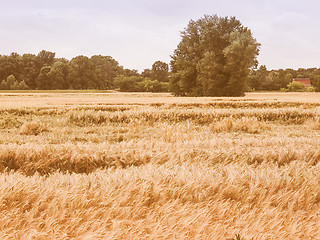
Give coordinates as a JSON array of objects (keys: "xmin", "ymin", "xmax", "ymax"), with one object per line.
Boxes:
[{"xmin": 1, "ymin": 92, "xmax": 320, "ymax": 239}]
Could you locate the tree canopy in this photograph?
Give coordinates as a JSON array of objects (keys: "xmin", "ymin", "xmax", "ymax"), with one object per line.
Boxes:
[{"xmin": 170, "ymin": 15, "xmax": 260, "ymax": 96}]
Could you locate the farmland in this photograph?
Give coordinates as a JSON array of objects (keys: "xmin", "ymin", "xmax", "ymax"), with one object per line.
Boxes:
[{"xmin": 1, "ymin": 91, "xmax": 320, "ymax": 239}]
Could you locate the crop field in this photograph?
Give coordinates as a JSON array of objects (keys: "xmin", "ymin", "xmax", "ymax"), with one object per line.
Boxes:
[{"xmin": 1, "ymin": 91, "xmax": 320, "ymax": 239}]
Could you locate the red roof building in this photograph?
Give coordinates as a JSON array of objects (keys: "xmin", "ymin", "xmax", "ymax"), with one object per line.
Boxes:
[{"xmin": 293, "ymin": 78, "xmax": 311, "ymax": 87}]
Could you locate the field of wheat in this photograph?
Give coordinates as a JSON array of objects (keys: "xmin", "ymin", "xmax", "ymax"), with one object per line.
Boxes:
[{"xmin": 1, "ymin": 91, "xmax": 320, "ymax": 239}]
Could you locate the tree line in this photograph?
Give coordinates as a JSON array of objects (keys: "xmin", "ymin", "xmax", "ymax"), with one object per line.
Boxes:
[
  {"xmin": 1, "ymin": 50, "xmax": 319, "ymax": 93},
  {"xmin": 248, "ymin": 65, "xmax": 320, "ymax": 92},
  {"xmin": 0, "ymin": 50, "xmax": 169, "ymax": 92},
  {"xmin": 1, "ymin": 15, "xmax": 320, "ymax": 95}
]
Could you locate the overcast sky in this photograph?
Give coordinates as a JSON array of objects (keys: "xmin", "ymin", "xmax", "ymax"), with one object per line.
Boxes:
[{"xmin": 1, "ymin": 0, "xmax": 320, "ymax": 72}]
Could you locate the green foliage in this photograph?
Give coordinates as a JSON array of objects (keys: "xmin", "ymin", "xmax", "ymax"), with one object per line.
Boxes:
[
  {"xmin": 284, "ymin": 73, "xmax": 293, "ymax": 86},
  {"xmin": 20, "ymin": 53, "xmax": 41, "ymax": 89},
  {"xmin": 138, "ymin": 78, "xmax": 169, "ymax": 92},
  {"xmin": 69, "ymin": 56, "xmax": 97, "ymax": 89},
  {"xmin": 248, "ymin": 65, "xmax": 267, "ymax": 91},
  {"xmin": 287, "ymin": 81, "xmax": 306, "ymax": 92},
  {"xmin": 306, "ymin": 86, "xmax": 315, "ymax": 92},
  {"xmin": 151, "ymin": 61, "xmax": 169, "ymax": 82},
  {"xmin": 37, "ymin": 50, "xmax": 55, "ymax": 67},
  {"xmin": 267, "ymin": 70, "xmax": 292, "ymax": 90},
  {"xmin": 248, "ymin": 67, "xmax": 320, "ymax": 91},
  {"xmin": 280, "ymin": 87, "xmax": 289, "ymax": 92},
  {"xmin": 141, "ymin": 69, "xmax": 152, "ymax": 78},
  {"xmin": 91, "ymin": 55, "xmax": 121, "ymax": 89},
  {"xmin": 313, "ymin": 75, "xmax": 320, "ymax": 92},
  {"xmin": 0, "ymin": 75, "xmax": 29, "ymax": 90},
  {"xmin": 0, "ymin": 51, "xmax": 121, "ymax": 91},
  {"xmin": 120, "ymin": 68, "xmax": 140, "ymax": 77},
  {"xmin": 114, "ymin": 75, "xmax": 169, "ymax": 92},
  {"xmin": 6, "ymin": 75, "xmax": 16, "ymax": 88},
  {"xmin": 256, "ymin": 69, "xmax": 295, "ymax": 91},
  {"xmin": 263, "ymin": 71, "xmax": 279, "ymax": 90},
  {"xmin": 114, "ymin": 75, "xmax": 143, "ymax": 92},
  {"xmin": 37, "ymin": 66, "xmax": 52, "ymax": 90},
  {"xmin": 48, "ymin": 61, "xmax": 70, "ymax": 89},
  {"xmin": 0, "ymin": 79, "xmax": 8, "ymax": 90},
  {"xmin": 17, "ymin": 80, "xmax": 29, "ymax": 90},
  {"xmin": 3, "ymin": 47, "xmax": 320, "ymax": 93},
  {"xmin": 170, "ymin": 15, "xmax": 260, "ymax": 96}
]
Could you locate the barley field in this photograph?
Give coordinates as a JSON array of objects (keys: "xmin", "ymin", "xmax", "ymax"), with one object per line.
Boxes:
[{"xmin": 1, "ymin": 91, "xmax": 320, "ymax": 239}]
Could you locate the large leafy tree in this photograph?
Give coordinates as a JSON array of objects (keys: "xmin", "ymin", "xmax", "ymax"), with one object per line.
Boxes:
[{"xmin": 170, "ymin": 15, "xmax": 260, "ymax": 96}]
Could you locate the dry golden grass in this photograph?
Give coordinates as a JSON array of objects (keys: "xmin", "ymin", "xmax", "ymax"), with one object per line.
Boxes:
[
  {"xmin": 1, "ymin": 92, "xmax": 320, "ymax": 239},
  {"xmin": 210, "ymin": 117, "xmax": 271, "ymax": 133},
  {"xmin": 19, "ymin": 121, "xmax": 49, "ymax": 135}
]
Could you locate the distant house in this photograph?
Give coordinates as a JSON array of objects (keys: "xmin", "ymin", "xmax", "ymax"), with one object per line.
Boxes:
[{"xmin": 293, "ymin": 78, "xmax": 311, "ymax": 87}]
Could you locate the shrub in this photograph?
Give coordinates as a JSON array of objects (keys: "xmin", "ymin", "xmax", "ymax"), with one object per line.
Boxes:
[
  {"xmin": 287, "ymin": 81, "xmax": 306, "ymax": 92},
  {"xmin": 113, "ymin": 75, "xmax": 144, "ymax": 92},
  {"xmin": 137, "ymin": 79, "xmax": 169, "ymax": 92},
  {"xmin": 114, "ymin": 76, "xmax": 169, "ymax": 92},
  {"xmin": 306, "ymin": 86, "xmax": 315, "ymax": 92}
]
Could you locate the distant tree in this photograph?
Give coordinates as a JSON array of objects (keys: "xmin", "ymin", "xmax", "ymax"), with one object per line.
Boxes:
[
  {"xmin": 297, "ymin": 74, "xmax": 304, "ymax": 78},
  {"xmin": 170, "ymin": 15, "xmax": 260, "ymax": 96},
  {"xmin": 262, "ymin": 71, "xmax": 278, "ymax": 91},
  {"xmin": 90, "ymin": 55, "xmax": 121, "ymax": 89},
  {"xmin": 0, "ymin": 75, "xmax": 28, "ymax": 90},
  {"xmin": 20, "ymin": 53, "xmax": 40, "ymax": 89},
  {"xmin": 151, "ymin": 61, "xmax": 169, "ymax": 82},
  {"xmin": 248, "ymin": 65, "xmax": 268, "ymax": 91},
  {"xmin": 1, "ymin": 78, "xmax": 8, "ymax": 90},
  {"xmin": 33, "ymin": 50, "xmax": 56, "ymax": 90},
  {"xmin": 6, "ymin": 75, "xmax": 16, "ymax": 89},
  {"xmin": 296, "ymin": 68, "xmax": 311, "ymax": 79},
  {"xmin": 69, "ymin": 56, "xmax": 96, "ymax": 89},
  {"xmin": 313, "ymin": 75, "xmax": 320, "ymax": 92},
  {"xmin": 48, "ymin": 61, "xmax": 70, "ymax": 89},
  {"xmin": 17, "ymin": 80, "xmax": 29, "ymax": 90},
  {"xmin": 0, "ymin": 80, "xmax": 5, "ymax": 90},
  {"xmin": 284, "ymin": 73, "xmax": 293, "ymax": 87},
  {"xmin": 37, "ymin": 50, "xmax": 55, "ymax": 67},
  {"xmin": 272, "ymin": 70, "xmax": 288, "ymax": 90},
  {"xmin": 37, "ymin": 66, "xmax": 52, "ymax": 89},
  {"xmin": 120, "ymin": 68, "xmax": 140, "ymax": 77},
  {"xmin": 141, "ymin": 69, "xmax": 152, "ymax": 78},
  {"xmin": 0, "ymin": 53, "xmax": 21, "ymax": 84}
]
